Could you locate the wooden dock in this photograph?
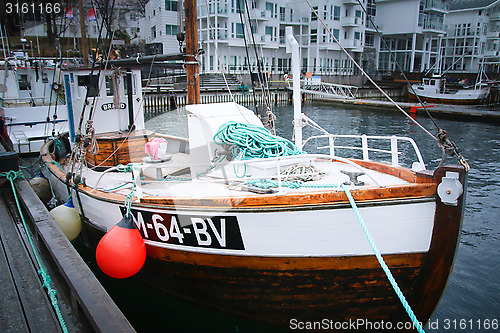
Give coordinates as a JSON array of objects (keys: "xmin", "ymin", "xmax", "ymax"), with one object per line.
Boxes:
[
  {"xmin": 307, "ymin": 94, "xmax": 500, "ymax": 124},
  {"xmin": 0, "ymin": 159, "xmax": 136, "ymax": 332}
]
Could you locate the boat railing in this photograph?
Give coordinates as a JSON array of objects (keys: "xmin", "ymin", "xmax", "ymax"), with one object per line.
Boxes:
[
  {"xmin": 1, "ymin": 97, "xmax": 48, "ymax": 105},
  {"xmin": 302, "ymin": 134, "xmax": 426, "ymax": 170}
]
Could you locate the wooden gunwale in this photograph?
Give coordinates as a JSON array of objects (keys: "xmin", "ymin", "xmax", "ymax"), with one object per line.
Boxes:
[{"xmin": 42, "ymin": 153, "xmax": 437, "ymax": 211}]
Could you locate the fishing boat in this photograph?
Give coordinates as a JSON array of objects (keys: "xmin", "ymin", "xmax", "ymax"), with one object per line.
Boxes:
[
  {"xmin": 408, "ymin": 74, "xmax": 490, "ymax": 105},
  {"xmin": 40, "ymin": 8, "xmax": 467, "ymax": 331},
  {"xmin": 0, "ymin": 56, "xmax": 68, "ymax": 153}
]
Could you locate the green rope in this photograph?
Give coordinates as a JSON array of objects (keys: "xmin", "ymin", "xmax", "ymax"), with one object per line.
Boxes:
[
  {"xmin": 340, "ymin": 184, "xmax": 425, "ymax": 333},
  {"xmin": 124, "ymin": 171, "xmax": 137, "ymax": 218},
  {"xmin": 213, "ymin": 121, "xmax": 304, "ymax": 160},
  {"xmin": 244, "ymin": 177, "xmax": 425, "ymax": 332},
  {"xmin": 1, "ymin": 170, "xmax": 69, "ymax": 333}
]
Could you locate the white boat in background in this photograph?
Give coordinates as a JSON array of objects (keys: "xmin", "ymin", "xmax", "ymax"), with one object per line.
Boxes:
[
  {"xmin": 0, "ymin": 56, "xmax": 68, "ymax": 153},
  {"xmin": 408, "ymin": 75, "xmax": 490, "ymax": 105}
]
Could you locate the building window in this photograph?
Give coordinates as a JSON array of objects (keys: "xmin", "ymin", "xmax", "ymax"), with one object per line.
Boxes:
[
  {"xmin": 166, "ymin": 25, "xmax": 178, "ymax": 35},
  {"xmin": 236, "ymin": 23, "xmax": 244, "ymax": 38},
  {"xmin": 280, "ymin": 7, "xmax": 285, "ymax": 21},
  {"xmin": 311, "ymin": 29, "xmax": 317, "ymax": 43},
  {"xmin": 354, "ymin": 31, "xmax": 361, "ymax": 40},
  {"xmin": 266, "ymin": 2, "xmax": 273, "ymax": 14},
  {"xmin": 332, "ymin": 28, "xmax": 340, "ymax": 41},
  {"xmin": 151, "ymin": 26, "xmax": 156, "ymax": 39},
  {"xmin": 130, "ymin": 27, "xmax": 140, "ymax": 36},
  {"xmin": 105, "ymin": 76, "xmax": 114, "ymax": 96},
  {"xmin": 265, "ymin": 26, "xmax": 273, "ymax": 40},
  {"xmin": 165, "ymin": 0, "xmax": 177, "ymax": 11},
  {"xmin": 333, "ymin": 6, "xmax": 340, "ymax": 20},
  {"xmin": 311, "ymin": 6, "xmax": 318, "ymax": 21}
]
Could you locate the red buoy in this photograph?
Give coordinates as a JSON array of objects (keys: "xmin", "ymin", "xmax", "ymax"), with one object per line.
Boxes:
[{"xmin": 96, "ymin": 214, "xmax": 146, "ymax": 279}]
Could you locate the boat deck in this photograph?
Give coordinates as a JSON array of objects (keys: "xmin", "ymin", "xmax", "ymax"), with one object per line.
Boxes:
[{"xmin": 85, "ymin": 155, "xmax": 410, "ymax": 199}]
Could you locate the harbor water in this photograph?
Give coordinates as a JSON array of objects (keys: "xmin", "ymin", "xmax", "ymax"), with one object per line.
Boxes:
[{"xmin": 81, "ymin": 102, "xmax": 499, "ymax": 332}]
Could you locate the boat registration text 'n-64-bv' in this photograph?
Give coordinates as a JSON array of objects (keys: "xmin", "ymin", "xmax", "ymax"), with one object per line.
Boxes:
[{"xmin": 122, "ymin": 208, "xmax": 245, "ymax": 250}]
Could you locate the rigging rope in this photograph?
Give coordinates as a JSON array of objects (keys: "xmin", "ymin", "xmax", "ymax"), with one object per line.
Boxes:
[
  {"xmin": 304, "ymin": 0, "xmax": 469, "ymax": 171},
  {"xmin": 1, "ymin": 171, "xmax": 69, "ymax": 333}
]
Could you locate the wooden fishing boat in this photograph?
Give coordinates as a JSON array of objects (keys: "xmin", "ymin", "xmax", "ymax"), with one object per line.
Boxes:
[
  {"xmin": 408, "ymin": 75, "xmax": 490, "ymax": 105},
  {"xmin": 40, "ymin": 26, "xmax": 467, "ymax": 332}
]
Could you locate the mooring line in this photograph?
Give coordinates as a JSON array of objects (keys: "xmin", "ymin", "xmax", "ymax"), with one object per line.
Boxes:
[
  {"xmin": 341, "ymin": 184, "xmax": 425, "ymax": 333},
  {"xmin": 1, "ymin": 170, "xmax": 69, "ymax": 333}
]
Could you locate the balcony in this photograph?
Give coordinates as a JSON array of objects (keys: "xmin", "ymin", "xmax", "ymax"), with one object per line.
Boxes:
[
  {"xmin": 423, "ymin": 0, "xmax": 448, "ymax": 14},
  {"xmin": 485, "ymin": 50, "xmax": 500, "ymax": 57},
  {"xmin": 489, "ymin": 11, "xmax": 500, "ymax": 21},
  {"xmin": 250, "ymin": 8, "xmax": 269, "ymax": 20},
  {"xmin": 365, "ymin": 22, "xmax": 383, "ymax": 32},
  {"xmin": 343, "ymin": 0, "xmax": 359, "ymax": 5},
  {"xmin": 487, "ymin": 31, "xmax": 500, "ymax": 39},
  {"xmin": 341, "ymin": 16, "xmax": 361, "ymax": 27},
  {"xmin": 422, "ymin": 20, "xmax": 445, "ymax": 33},
  {"xmin": 342, "ymin": 39, "xmax": 363, "ymax": 52}
]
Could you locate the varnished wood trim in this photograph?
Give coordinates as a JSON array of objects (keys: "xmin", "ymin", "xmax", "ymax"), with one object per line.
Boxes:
[
  {"xmin": 146, "ymin": 247, "xmax": 426, "ymax": 270},
  {"xmin": 410, "ymin": 165, "xmax": 467, "ymax": 322}
]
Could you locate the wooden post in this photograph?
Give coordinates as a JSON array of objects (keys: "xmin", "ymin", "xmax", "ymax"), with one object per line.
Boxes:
[
  {"xmin": 78, "ymin": 0, "xmax": 89, "ymax": 67},
  {"xmin": 185, "ymin": 0, "xmax": 200, "ymax": 104}
]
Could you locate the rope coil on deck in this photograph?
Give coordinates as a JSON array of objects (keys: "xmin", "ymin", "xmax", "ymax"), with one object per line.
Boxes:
[
  {"xmin": 1, "ymin": 170, "xmax": 69, "ymax": 333},
  {"xmin": 213, "ymin": 121, "xmax": 304, "ymax": 160}
]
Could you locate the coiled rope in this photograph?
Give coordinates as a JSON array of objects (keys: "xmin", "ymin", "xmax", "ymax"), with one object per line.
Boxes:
[
  {"xmin": 213, "ymin": 121, "xmax": 304, "ymax": 160},
  {"xmin": 0, "ymin": 170, "xmax": 69, "ymax": 333}
]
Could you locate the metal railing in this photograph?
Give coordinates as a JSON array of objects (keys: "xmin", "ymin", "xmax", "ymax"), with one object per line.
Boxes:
[
  {"xmin": 300, "ymin": 80, "xmax": 359, "ymax": 99},
  {"xmin": 302, "ymin": 134, "xmax": 426, "ymax": 170}
]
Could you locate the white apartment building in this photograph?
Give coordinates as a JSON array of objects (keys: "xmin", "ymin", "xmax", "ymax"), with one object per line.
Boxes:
[
  {"xmin": 374, "ymin": 0, "xmax": 450, "ymax": 73},
  {"xmin": 197, "ymin": 0, "xmax": 365, "ymax": 75},
  {"xmin": 137, "ymin": 0, "xmax": 496, "ymax": 75},
  {"xmin": 442, "ymin": 0, "xmax": 500, "ymax": 73},
  {"xmin": 139, "ymin": 0, "xmax": 367, "ymax": 76},
  {"xmin": 139, "ymin": 0, "xmax": 183, "ymax": 53}
]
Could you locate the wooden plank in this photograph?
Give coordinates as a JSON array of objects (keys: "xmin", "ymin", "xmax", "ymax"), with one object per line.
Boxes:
[
  {"xmin": 0, "ymin": 211, "xmax": 29, "ymax": 333},
  {"xmin": 0, "ymin": 193, "xmax": 61, "ymax": 333},
  {"xmin": 14, "ymin": 180, "xmax": 136, "ymax": 333}
]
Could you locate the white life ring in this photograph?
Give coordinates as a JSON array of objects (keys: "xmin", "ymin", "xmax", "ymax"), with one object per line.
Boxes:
[{"xmin": 283, "ymin": 74, "xmax": 289, "ymax": 81}]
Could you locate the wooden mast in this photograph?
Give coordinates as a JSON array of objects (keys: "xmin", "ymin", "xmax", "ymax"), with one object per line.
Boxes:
[
  {"xmin": 78, "ymin": 0, "xmax": 89, "ymax": 67},
  {"xmin": 185, "ymin": 0, "xmax": 200, "ymax": 104}
]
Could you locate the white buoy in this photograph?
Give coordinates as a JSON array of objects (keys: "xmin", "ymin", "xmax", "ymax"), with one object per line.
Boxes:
[
  {"xmin": 50, "ymin": 198, "xmax": 82, "ymax": 241},
  {"xmin": 29, "ymin": 174, "xmax": 52, "ymax": 204}
]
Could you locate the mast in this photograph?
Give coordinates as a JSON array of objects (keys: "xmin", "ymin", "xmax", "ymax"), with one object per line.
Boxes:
[
  {"xmin": 185, "ymin": 0, "xmax": 200, "ymax": 104},
  {"xmin": 78, "ymin": 0, "xmax": 89, "ymax": 67},
  {"xmin": 285, "ymin": 27, "xmax": 302, "ymax": 150}
]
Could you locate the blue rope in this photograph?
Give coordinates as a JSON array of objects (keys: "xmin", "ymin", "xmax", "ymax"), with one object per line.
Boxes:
[
  {"xmin": 213, "ymin": 121, "xmax": 304, "ymax": 160},
  {"xmin": 1, "ymin": 170, "xmax": 69, "ymax": 333},
  {"xmin": 340, "ymin": 184, "xmax": 426, "ymax": 333}
]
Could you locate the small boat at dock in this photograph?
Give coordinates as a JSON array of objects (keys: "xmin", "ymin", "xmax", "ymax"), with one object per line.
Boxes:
[
  {"xmin": 40, "ymin": 24, "xmax": 468, "ymax": 331},
  {"xmin": 408, "ymin": 75, "xmax": 490, "ymax": 105}
]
